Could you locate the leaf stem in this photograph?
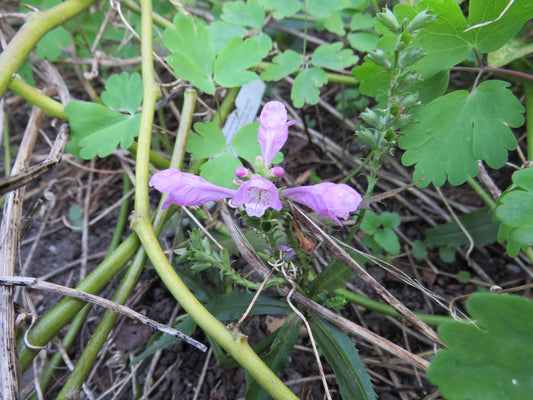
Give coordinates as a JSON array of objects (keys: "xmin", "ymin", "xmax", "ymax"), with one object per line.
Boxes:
[
  {"xmin": 0, "ymin": 0, "xmax": 96, "ymax": 97},
  {"xmin": 9, "ymin": 77, "xmax": 68, "ymax": 120}
]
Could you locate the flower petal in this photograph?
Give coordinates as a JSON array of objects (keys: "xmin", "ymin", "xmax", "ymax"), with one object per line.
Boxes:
[
  {"xmin": 232, "ymin": 175, "xmax": 282, "ymax": 217},
  {"xmin": 257, "ymin": 101, "xmax": 295, "ymax": 166},
  {"xmin": 149, "ymin": 169, "xmax": 236, "ymax": 209},
  {"xmin": 282, "ymin": 183, "xmax": 362, "ymax": 225}
]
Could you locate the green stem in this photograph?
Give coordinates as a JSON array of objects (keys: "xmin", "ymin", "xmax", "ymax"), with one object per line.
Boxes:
[
  {"xmin": 334, "ymin": 288, "xmax": 456, "ymax": 326},
  {"xmin": 0, "ymin": 0, "xmax": 96, "ymax": 97},
  {"xmin": 18, "ymin": 233, "xmax": 141, "ymax": 372},
  {"xmin": 29, "ymin": 304, "xmax": 92, "ymax": 400},
  {"xmin": 107, "ymin": 173, "xmax": 132, "ymax": 256},
  {"xmin": 130, "ymin": 4, "xmax": 296, "ymax": 396},
  {"xmin": 466, "ymin": 175, "xmax": 496, "ymax": 208},
  {"xmin": 524, "ymin": 80, "xmax": 533, "ymax": 161},
  {"xmin": 9, "ymin": 77, "xmax": 68, "ymax": 120}
]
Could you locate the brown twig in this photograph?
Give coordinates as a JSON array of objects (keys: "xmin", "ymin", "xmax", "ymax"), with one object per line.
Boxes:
[{"xmin": 0, "ymin": 276, "xmax": 208, "ymax": 352}]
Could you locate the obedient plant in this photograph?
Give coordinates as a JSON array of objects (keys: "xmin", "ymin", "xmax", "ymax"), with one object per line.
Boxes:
[{"xmin": 150, "ymin": 101, "xmax": 363, "ymax": 225}]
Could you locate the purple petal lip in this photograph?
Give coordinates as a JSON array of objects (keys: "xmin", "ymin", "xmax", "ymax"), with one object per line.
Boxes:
[{"xmin": 232, "ymin": 175, "xmax": 282, "ymax": 217}]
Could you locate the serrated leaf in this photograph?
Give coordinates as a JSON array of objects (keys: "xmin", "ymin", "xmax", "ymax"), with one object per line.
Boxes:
[
  {"xmin": 164, "ymin": 14, "xmax": 216, "ymax": 94},
  {"xmin": 428, "ymin": 293, "xmax": 533, "ymax": 400},
  {"xmin": 307, "ymin": 258, "xmax": 355, "ymax": 297},
  {"xmin": 199, "ymin": 152, "xmax": 243, "ymax": 188},
  {"xmin": 351, "ymin": 59, "xmax": 389, "ymax": 97},
  {"xmin": 426, "ymin": 207, "xmax": 499, "ymax": 248},
  {"xmin": 306, "ymin": 0, "xmax": 350, "ymax": 18},
  {"xmin": 258, "ymin": 0, "xmax": 302, "ymax": 19},
  {"xmin": 291, "ymin": 67, "xmax": 328, "ymax": 108},
  {"xmin": 222, "ymin": 0, "xmax": 265, "ymax": 29},
  {"xmin": 207, "ymin": 21, "xmax": 246, "ymax": 54},
  {"xmin": 101, "ymin": 72, "xmax": 143, "ymax": 114},
  {"xmin": 311, "ymin": 42, "xmax": 358, "ymax": 70},
  {"xmin": 494, "ymin": 168, "xmax": 533, "ymax": 256},
  {"xmin": 309, "ymin": 316, "xmax": 376, "ymax": 400},
  {"xmin": 214, "ymin": 36, "xmax": 269, "ymax": 88},
  {"xmin": 260, "ymin": 50, "xmax": 303, "ymax": 81},
  {"xmin": 65, "ymin": 101, "xmax": 141, "ymax": 159},
  {"xmin": 36, "ymin": 26, "xmax": 71, "ymax": 61},
  {"xmin": 374, "ymin": 228, "xmax": 400, "ymax": 255},
  {"xmin": 347, "ymin": 32, "xmax": 380, "ymax": 53},
  {"xmin": 399, "ymin": 80, "xmax": 524, "ymax": 187},
  {"xmin": 187, "ymin": 121, "xmax": 227, "ymax": 159}
]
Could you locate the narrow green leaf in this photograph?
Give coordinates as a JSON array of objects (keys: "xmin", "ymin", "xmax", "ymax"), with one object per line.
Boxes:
[
  {"xmin": 309, "ymin": 316, "xmax": 376, "ymax": 400},
  {"xmin": 291, "ymin": 67, "xmax": 328, "ymax": 108},
  {"xmin": 428, "ymin": 293, "xmax": 533, "ymax": 400},
  {"xmin": 187, "ymin": 121, "xmax": 227, "ymax": 159},
  {"xmin": 311, "ymin": 42, "xmax": 359, "ymax": 70}
]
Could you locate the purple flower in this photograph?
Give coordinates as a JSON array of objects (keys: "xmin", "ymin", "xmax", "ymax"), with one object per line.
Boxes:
[
  {"xmin": 282, "ymin": 183, "xmax": 362, "ymax": 226},
  {"xmin": 257, "ymin": 101, "xmax": 295, "ymax": 167},
  {"xmin": 232, "ymin": 175, "xmax": 282, "ymax": 217},
  {"xmin": 149, "ymin": 169, "xmax": 236, "ymax": 209}
]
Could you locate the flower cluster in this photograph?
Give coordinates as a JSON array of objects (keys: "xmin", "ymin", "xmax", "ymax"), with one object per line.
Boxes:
[{"xmin": 149, "ymin": 101, "xmax": 362, "ymax": 225}]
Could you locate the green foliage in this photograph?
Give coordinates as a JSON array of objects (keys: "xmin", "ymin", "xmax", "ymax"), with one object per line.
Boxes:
[
  {"xmin": 222, "ymin": 0, "xmax": 265, "ymax": 29},
  {"xmin": 186, "ymin": 122, "xmax": 227, "ymax": 160},
  {"xmin": 309, "ymin": 316, "xmax": 376, "ymax": 400},
  {"xmin": 494, "ymin": 168, "xmax": 533, "ymax": 257},
  {"xmin": 310, "ymin": 43, "xmax": 359, "ymax": 70},
  {"xmin": 291, "ymin": 67, "xmax": 328, "ymax": 108},
  {"xmin": 36, "ymin": 26, "xmax": 71, "ymax": 61},
  {"xmin": 260, "ymin": 50, "xmax": 303, "ymax": 82},
  {"xmin": 65, "ymin": 72, "xmax": 143, "ymax": 159},
  {"xmin": 258, "ymin": 0, "xmax": 302, "ymax": 19},
  {"xmin": 348, "ymin": 13, "xmax": 379, "ymax": 53},
  {"xmin": 400, "ymin": 80, "xmax": 524, "ymax": 187},
  {"xmin": 361, "ymin": 211, "xmax": 401, "ymax": 255},
  {"xmin": 428, "ymin": 293, "xmax": 533, "ymax": 400}
]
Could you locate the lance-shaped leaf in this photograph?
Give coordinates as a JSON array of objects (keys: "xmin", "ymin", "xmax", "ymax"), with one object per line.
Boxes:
[{"xmin": 399, "ymin": 80, "xmax": 524, "ymax": 187}]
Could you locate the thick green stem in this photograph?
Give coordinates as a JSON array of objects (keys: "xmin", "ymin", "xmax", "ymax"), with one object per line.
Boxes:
[
  {"xmin": 0, "ymin": 0, "xmax": 96, "ymax": 97},
  {"xmin": 524, "ymin": 80, "xmax": 533, "ymax": 161},
  {"xmin": 9, "ymin": 77, "xmax": 68, "ymax": 120}
]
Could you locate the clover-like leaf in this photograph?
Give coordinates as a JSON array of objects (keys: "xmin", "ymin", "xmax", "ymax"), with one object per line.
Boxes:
[
  {"xmin": 306, "ymin": 0, "xmax": 350, "ymax": 18},
  {"xmin": 320, "ymin": 11, "xmax": 346, "ymax": 36},
  {"xmin": 258, "ymin": 0, "xmax": 302, "ymax": 19},
  {"xmin": 428, "ymin": 292, "xmax": 533, "ymax": 400},
  {"xmin": 214, "ymin": 36, "xmax": 270, "ymax": 88},
  {"xmin": 164, "ymin": 14, "xmax": 216, "ymax": 94},
  {"xmin": 186, "ymin": 121, "xmax": 227, "ymax": 160},
  {"xmin": 400, "ymin": 80, "xmax": 524, "ymax": 187},
  {"xmin": 260, "ymin": 50, "xmax": 303, "ymax": 82},
  {"xmin": 347, "ymin": 32, "xmax": 380, "ymax": 53},
  {"xmin": 36, "ymin": 26, "xmax": 71, "ymax": 61},
  {"xmin": 221, "ymin": 0, "xmax": 265, "ymax": 29},
  {"xmin": 207, "ymin": 21, "xmax": 246, "ymax": 54},
  {"xmin": 494, "ymin": 168, "xmax": 533, "ymax": 257},
  {"xmin": 101, "ymin": 72, "xmax": 143, "ymax": 114},
  {"xmin": 65, "ymin": 72, "xmax": 143, "ymax": 159},
  {"xmin": 232, "ymin": 122, "xmax": 283, "ymax": 164},
  {"xmin": 311, "ymin": 42, "xmax": 359, "ymax": 70},
  {"xmin": 291, "ymin": 67, "xmax": 328, "ymax": 108}
]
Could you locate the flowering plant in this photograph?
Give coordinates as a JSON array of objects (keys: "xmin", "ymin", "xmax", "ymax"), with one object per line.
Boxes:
[{"xmin": 150, "ymin": 101, "xmax": 362, "ymax": 226}]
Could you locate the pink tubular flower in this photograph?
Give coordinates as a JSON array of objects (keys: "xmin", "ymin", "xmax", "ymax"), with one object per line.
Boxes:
[
  {"xmin": 257, "ymin": 101, "xmax": 295, "ymax": 167},
  {"xmin": 149, "ymin": 169, "xmax": 236, "ymax": 209},
  {"xmin": 282, "ymin": 183, "xmax": 362, "ymax": 226},
  {"xmin": 232, "ymin": 175, "xmax": 282, "ymax": 217}
]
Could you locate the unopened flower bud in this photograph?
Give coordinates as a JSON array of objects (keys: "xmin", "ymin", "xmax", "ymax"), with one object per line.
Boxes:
[
  {"xmin": 407, "ymin": 10, "xmax": 435, "ymax": 32},
  {"xmin": 270, "ymin": 166, "xmax": 285, "ymax": 178},
  {"xmin": 377, "ymin": 8, "xmax": 401, "ymax": 33},
  {"xmin": 368, "ymin": 48, "xmax": 392, "ymax": 71},
  {"xmin": 235, "ymin": 167, "xmax": 249, "ymax": 178},
  {"xmin": 398, "ymin": 48, "xmax": 425, "ymax": 69}
]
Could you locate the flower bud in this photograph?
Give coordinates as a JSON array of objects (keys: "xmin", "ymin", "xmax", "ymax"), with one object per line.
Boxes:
[
  {"xmin": 361, "ymin": 108, "xmax": 386, "ymax": 130},
  {"xmin": 398, "ymin": 48, "xmax": 425, "ymax": 69},
  {"xmin": 270, "ymin": 166, "xmax": 285, "ymax": 178},
  {"xmin": 235, "ymin": 167, "xmax": 249, "ymax": 178},
  {"xmin": 407, "ymin": 10, "xmax": 435, "ymax": 32},
  {"xmin": 377, "ymin": 8, "xmax": 401, "ymax": 33},
  {"xmin": 368, "ymin": 48, "xmax": 392, "ymax": 71}
]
